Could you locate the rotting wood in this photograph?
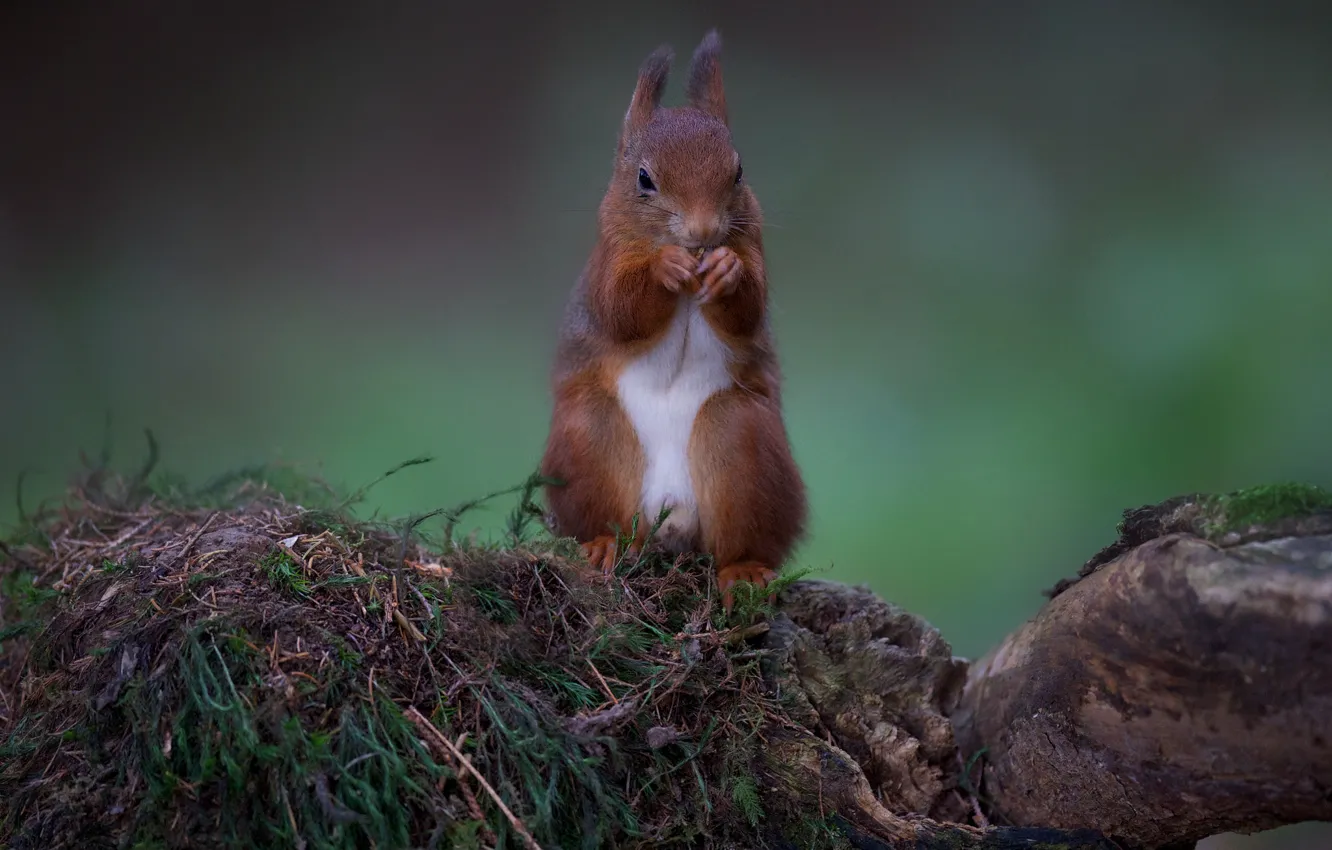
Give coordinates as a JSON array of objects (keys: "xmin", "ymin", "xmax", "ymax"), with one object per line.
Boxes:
[{"xmin": 954, "ymin": 524, "xmax": 1332, "ymax": 848}]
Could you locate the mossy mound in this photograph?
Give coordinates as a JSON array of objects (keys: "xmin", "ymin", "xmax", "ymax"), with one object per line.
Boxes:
[
  {"xmin": 2, "ymin": 450, "xmax": 1167, "ymax": 850},
  {"xmin": 0, "ymin": 457, "xmax": 822, "ymax": 849}
]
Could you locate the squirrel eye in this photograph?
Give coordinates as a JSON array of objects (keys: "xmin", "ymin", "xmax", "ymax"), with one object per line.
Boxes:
[
  {"xmin": 735, "ymin": 163, "xmax": 743, "ymax": 185},
  {"xmin": 637, "ymin": 168, "xmax": 656, "ymax": 193}
]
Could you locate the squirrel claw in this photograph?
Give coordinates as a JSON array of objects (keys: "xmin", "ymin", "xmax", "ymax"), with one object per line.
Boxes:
[
  {"xmin": 580, "ymin": 535, "xmax": 619, "ymax": 576},
  {"xmin": 716, "ymin": 561, "xmax": 777, "ymax": 613},
  {"xmin": 654, "ymin": 245, "xmax": 700, "ymax": 293},
  {"xmin": 580, "ymin": 535, "xmax": 638, "ymax": 577},
  {"xmin": 696, "ymin": 247, "xmax": 742, "ymax": 302}
]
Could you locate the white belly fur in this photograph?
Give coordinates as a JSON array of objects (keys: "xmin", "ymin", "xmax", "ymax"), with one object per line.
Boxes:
[{"xmin": 616, "ymin": 297, "xmax": 733, "ymax": 552}]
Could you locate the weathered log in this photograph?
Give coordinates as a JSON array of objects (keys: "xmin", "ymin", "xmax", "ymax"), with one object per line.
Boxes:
[
  {"xmin": 757, "ymin": 727, "xmax": 1119, "ymax": 849},
  {"xmin": 953, "ymin": 499, "xmax": 1332, "ymax": 849},
  {"xmin": 763, "ymin": 581, "xmax": 1120, "ymax": 848}
]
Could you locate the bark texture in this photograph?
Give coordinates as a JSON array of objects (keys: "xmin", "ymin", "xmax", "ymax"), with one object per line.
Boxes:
[
  {"xmin": 769, "ymin": 582, "xmax": 968, "ymax": 819},
  {"xmin": 763, "ymin": 581, "xmax": 1120, "ymax": 849},
  {"xmin": 954, "ymin": 512, "xmax": 1332, "ymax": 848}
]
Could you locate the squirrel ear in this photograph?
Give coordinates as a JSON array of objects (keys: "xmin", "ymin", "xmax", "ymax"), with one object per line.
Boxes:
[
  {"xmin": 624, "ymin": 45, "xmax": 673, "ymax": 137},
  {"xmin": 686, "ymin": 29, "xmax": 728, "ymax": 124}
]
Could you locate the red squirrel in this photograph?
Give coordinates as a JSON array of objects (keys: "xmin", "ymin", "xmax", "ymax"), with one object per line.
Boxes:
[{"xmin": 539, "ymin": 30, "xmax": 807, "ymax": 611}]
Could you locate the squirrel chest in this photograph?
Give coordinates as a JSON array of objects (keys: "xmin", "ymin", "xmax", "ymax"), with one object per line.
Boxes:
[{"xmin": 615, "ymin": 296, "xmax": 733, "ymax": 550}]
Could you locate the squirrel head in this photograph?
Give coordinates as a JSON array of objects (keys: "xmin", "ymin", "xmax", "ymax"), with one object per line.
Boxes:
[{"xmin": 604, "ymin": 30, "xmax": 756, "ymax": 251}]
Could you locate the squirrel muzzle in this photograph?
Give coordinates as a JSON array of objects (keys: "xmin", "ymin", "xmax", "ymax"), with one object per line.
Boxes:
[{"xmin": 678, "ymin": 212, "xmax": 724, "ymax": 250}]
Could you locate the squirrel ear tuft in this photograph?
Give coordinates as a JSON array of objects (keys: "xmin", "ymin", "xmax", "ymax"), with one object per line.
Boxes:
[
  {"xmin": 624, "ymin": 45, "xmax": 673, "ymax": 137},
  {"xmin": 686, "ymin": 29, "xmax": 727, "ymax": 124}
]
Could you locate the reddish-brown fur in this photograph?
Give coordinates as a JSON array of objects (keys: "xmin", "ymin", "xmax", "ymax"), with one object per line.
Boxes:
[{"xmin": 539, "ymin": 29, "xmax": 807, "ymax": 608}]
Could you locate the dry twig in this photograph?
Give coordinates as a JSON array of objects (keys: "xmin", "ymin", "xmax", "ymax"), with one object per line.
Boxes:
[{"xmin": 404, "ymin": 706, "xmax": 543, "ymax": 850}]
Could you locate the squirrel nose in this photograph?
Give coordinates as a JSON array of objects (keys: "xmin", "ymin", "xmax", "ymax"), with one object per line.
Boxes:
[{"xmin": 682, "ymin": 213, "xmax": 723, "ymax": 247}]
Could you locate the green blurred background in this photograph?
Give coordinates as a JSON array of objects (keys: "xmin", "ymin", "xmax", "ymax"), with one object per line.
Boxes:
[{"xmin": 2, "ymin": 3, "xmax": 1330, "ymax": 845}]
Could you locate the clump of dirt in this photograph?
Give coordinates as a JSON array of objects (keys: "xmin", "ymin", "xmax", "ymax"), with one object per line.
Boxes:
[{"xmin": 0, "ymin": 456, "xmax": 854, "ymax": 849}]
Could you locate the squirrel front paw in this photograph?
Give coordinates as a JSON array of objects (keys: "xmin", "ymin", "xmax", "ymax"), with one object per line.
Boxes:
[
  {"xmin": 696, "ymin": 247, "xmax": 742, "ymax": 302},
  {"xmin": 653, "ymin": 245, "xmax": 700, "ymax": 294}
]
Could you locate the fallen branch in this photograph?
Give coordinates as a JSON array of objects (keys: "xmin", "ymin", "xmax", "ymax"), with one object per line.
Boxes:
[{"xmin": 954, "ymin": 497, "xmax": 1332, "ymax": 848}]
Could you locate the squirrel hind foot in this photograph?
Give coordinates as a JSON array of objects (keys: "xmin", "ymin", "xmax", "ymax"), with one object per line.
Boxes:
[
  {"xmin": 716, "ymin": 561, "xmax": 777, "ymax": 613},
  {"xmin": 580, "ymin": 535, "xmax": 639, "ymax": 578}
]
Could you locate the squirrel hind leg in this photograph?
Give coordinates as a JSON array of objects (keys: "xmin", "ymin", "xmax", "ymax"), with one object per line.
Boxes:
[
  {"xmin": 690, "ymin": 389, "xmax": 807, "ymax": 565},
  {"xmin": 541, "ymin": 374, "xmax": 644, "ymax": 544},
  {"xmin": 690, "ymin": 387, "xmax": 807, "ymax": 613}
]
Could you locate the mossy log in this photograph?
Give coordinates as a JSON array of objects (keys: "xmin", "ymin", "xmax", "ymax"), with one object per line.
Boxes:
[
  {"xmin": 2, "ymin": 467, "xmax": 1330, "ymax": 849},
  {"xmin": 953, "ymin": 493, "xmax": 1332, "ymax": 849}
]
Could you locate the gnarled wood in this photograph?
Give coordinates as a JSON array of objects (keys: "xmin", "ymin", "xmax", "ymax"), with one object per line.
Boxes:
[
  {"xmin": 954, "ymin": 527, "xmax": 1332, "ymax": 848},
  {"xmin": 766, "ymin": 581, "xmax": 1120, "ymax": 849}
]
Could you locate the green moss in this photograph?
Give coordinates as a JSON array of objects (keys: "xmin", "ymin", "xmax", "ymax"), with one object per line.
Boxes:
[
  {"xmin": 787, "ymin": 815, "xmax": 855, "ymax": 850},
  {"xmin": 259, "ymin": 549, "xmax": 312, "ymax": 597},
  {"xmin": 468, "ymin": 674, "xmax": 647, "ymax": 848},
  {"xmin": 729, "ymin": 775, "xmax": 764, "ymax": 827},
  {"xmin": 1, "ymin": 569, "xmax": 59, "ymax": 619},
  {"xmin": 719, "ymin": 565, "xmax": 823, "ymax": 629},
  {"xmin": 100, "ymin": 556, "xmax": 131, "ymax": 575},
  {"xmin": 1202, "ymin": 481, "xmax": 1332, "ymax": 535},
  {"xmin": 502, "ymin": 659, "xmax": 600, "ymax": 710},
  {"xmin": 120, "ymin": 624, "xmax": 449, "ymax": 849},
  {"xmin": 469, "ymin": 582, "xmax": 518, "ymax": 623},
  {"xmin": 0, "ymin": 620, "xmax": 39, "ymax": 646}
]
